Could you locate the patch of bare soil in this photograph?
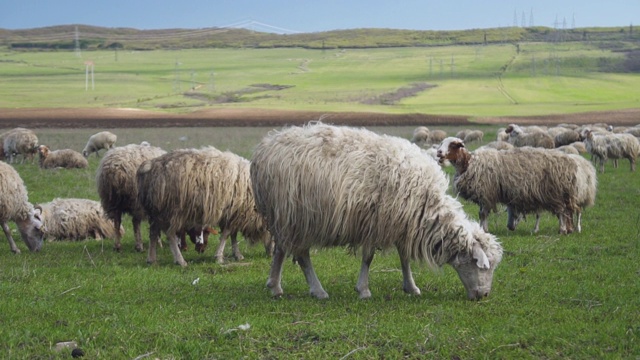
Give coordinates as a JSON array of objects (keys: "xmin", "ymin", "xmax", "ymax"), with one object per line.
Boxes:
[{"xmin": 0, "ymin": 107, "xmax": 638, "ymax": 128}]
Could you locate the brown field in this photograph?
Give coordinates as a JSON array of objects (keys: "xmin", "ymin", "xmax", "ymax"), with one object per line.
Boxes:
[{"xmin": 0, "ymin": 107, "xmax": 639, "ymax": 128}]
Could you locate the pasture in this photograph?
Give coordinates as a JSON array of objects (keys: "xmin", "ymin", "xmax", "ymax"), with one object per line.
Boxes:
[
  {"xmin": 1, "ymin": 43, "xmax": 640, "ymax": 118},
  {"xmin": 0, "ymin": 125, "xmax": 638, "ymax": 359}
]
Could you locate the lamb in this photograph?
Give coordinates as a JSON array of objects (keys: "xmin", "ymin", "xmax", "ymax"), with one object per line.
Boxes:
[
  {"xmin": 83, "ymin": 131, "xmax": 117, "ymax": 158},
  {"xmin": 3, "ymin": 128, "xmax": 38, "ymax": 164},
  {"xmin": 437, "ymin": 137, "xmax": 581, "ymax": 234},
  {"xmin": 137, "ymin": 147, "xmax": 272, "ymax": 266},
  {"xmin": 581, "ymin": 130, "xmax": 640, "ymax": 172},
  {"xmin": 96, "ymin": 143, "xmax": 167, "ymax": 252},
  {"xmin": 505, "ymin": 124, "xmax": 554, "ymax": 149},
  {"xmin": 463, "ymin": 130, "xmax": 484, "ymax": 144},
  {"xmin": 0, "ymin": 161, "xmax": 44, "ymax": 253},
  {"xmin": 37, "ymin": 145, "xmax": 88, "ymax": 169},
  {"xmin": 34, "ymin": 198, "xmax": 125, "ymax": 241},
  {"xmin": 250, "ymin": 123, "xmax": 503, "ymax": 300}
]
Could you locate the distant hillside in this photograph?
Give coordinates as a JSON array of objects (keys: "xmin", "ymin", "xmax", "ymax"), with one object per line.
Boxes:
[{"xmin": 1, "ymin": 24, "xmax": 639, "ymax": 50}]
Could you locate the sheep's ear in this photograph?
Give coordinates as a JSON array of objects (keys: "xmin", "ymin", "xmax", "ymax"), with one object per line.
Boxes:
[
  {"xmin": 472, "ymin": 242, "xmax": 490, "ymax": 269},
  {"xmin": 452, "ymin": 141, "xmax": 464, "ymax": 149}
]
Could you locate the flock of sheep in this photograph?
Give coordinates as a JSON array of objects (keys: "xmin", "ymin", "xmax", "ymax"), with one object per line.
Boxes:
[{"xmin": 1, "ymin": 120, "xmax": 638, "ymax": 301}]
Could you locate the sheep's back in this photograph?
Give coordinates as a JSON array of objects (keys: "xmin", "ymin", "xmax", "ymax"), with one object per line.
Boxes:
[{"xmin": 0, "ymin": 162, "xmax": 31, "ymax": 223}]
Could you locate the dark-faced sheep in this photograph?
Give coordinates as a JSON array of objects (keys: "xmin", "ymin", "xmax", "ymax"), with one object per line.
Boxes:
[
  {"xmin": 83, "ymin": 131, "xmax": 117, "ymax": 158},
  {"xmin": 96, "ymin": 143, "xmax": 166, "ymax": 252},
  {"xmin": 34, "ymin": 198, "xmax": 125, "ymax": 241},
  {"xmin": 137, "ymin": 147, "xmax": 271, "ymax": 266},
  {"xmin": 38, "ymin": 145, "xmax": 88, "ymax": 169},
  {"xmin": 437, "ymin": 137, "xmax": 581, "ymax": 234},
  {"xmin": 0, "ymin": 161, "xmax": 44, "ymax": 253},
  {"xmin": 251, "ymin": 123, "xmax": 503, "ymax": 300},
  {"xmin": 3, "ymin": 128, "xmax": 38, "ymax": 164}
]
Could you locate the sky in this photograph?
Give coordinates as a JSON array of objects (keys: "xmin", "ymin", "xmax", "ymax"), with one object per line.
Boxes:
[{"xmin": 1, "ymin": 0, "xmax": 638, "ymax": 33}]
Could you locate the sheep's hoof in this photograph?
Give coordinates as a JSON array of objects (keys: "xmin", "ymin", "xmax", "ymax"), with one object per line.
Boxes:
[
  {"xmin": 135, "ymin": 244, "xmax": 144, "ymax": 252},
  {"xmin": 11, "ymin": 248, "xmax": 21, "ymax": 254}
]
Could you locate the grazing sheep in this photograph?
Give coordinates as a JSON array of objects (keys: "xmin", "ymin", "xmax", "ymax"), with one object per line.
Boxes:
[
  {"xmin": 178, "ymin": 226, "xmax": 218, "ymax": 253},
  {"xmin": 0, "ymin": 161, "xmax": 44, "ymax": 253},
  {"xmin": 505, "ymin": 124, "xmax": 554, "ymax": 149},
  {"xmin": 3, "ymin": 128, "xmax": 38, "ymax": 164},
  {"xmin": 428, "ymin": 129, "xmax": 448, "ymax": 144},
  {"xmin": 508, "ymin": 152, "xmax": 597, "ymax": 234},
  {"xmin": 437, "ymin": 137, "xmax": 581, "ymax": 234},
  {"xmin": 476, "ymin": 141, "xmax": 514, "ymax": 151},
  {"xmin": 553, "ymin": 129, "xmax": 581, "ymax": 147},
  {"xmin": 137, "ymin": 147, "xmax": 271, "ymax": 266},
  {"xmin": 581, "ymin": 130, "xmax": 640, "ymax": 172},
  {"xmin": 251, "ymin": 123, "xmax": 503, "ymax": 300},
  {"xmin": 34, "ymin": 198, "xmax": 125, "ymax": 241},
  {"xmin": 410, "ymin": 126, "xmax": 430, "ymax": 146},
  {"xmin": 83, "ymin": 131, "xmax": 117, "ymax": 158},
  {"xmin": 96, "ymin": 143, "xmax": 166, "ymax": 252},
  {"xmin": 456, "ymin": 129, "xmax": 471, "ymax": 140},
  {"xmin": 463, "ymin": 130, "xmax": 484, "ymax": 144},
  {"xmin": 37, "ymin": 145, "xmax": 88, "ymax": 169},
  {"xmin": 0, "ymin": 128, "xmax": 28, "ymax": 161}
]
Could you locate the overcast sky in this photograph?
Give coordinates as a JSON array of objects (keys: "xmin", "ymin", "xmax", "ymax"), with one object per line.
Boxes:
[{"xmin": 2, "ymin": 0, "xmax": 638, "ymax": 33}]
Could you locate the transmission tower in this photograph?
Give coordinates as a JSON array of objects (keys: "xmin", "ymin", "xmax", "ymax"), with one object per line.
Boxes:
[
  {"xmin": 75, "ymin": 26, "xmax": 81, "ymax": 57},
  {"xmin": 521, "ymin": 11, "xmax": 527, "ymax": 28},
  {"xmin": 513, "ymin": 10, "xmax": 518, "ymax": 27},
  {"xmin": 529, "ymin": 8, "xmax": 534, "ymax": 27}
]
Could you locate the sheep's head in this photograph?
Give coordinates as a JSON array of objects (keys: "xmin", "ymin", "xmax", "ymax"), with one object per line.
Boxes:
[
  {"xmin": 505, "ymin": 124, "xmax": 515, "ymax": 134},
  {"xmin": 15, "ymin": 207, "xmax": 45, "ymax": 252},
  {"xmin": 436, "ymin": 137, "xmax": 465, "ymax": 166},
  {"xmin": 580, "ymin": 129, "xmax": 593, "ymax": 141},
  {"xmin": 449, "ymin": 230, "xmax": 503, "ymax": 300},
  {"xmin": 37, "ymin": 145, "xmax": 50, "ymax": 159}
]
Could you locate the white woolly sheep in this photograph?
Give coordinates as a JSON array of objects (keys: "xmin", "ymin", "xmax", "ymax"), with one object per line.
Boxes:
[
  {"xmin": 555, "ymin": 145, "xmax": 580, "ymax": 155},
  {"xmin": 581, "ymin": 130, "xmax": 640, "ymax": 172},
  {"xmin": 38, "ymin": 145, "xmax": 88, "ymax": 169},
  {"xmin": 570, "ymin": 141, "xmax": 587, "ymax": 154},
  {"xmin": 96, "ymin": 143, "xmax": 167, "ymax": 252},
  {"xmin": 137, "ymin": 147, "xmax": 272, "ymax": 266},
  {"xmin": 411, "ymin": 127, "xmax": 447, "ymax": 147},
  {"xmin": 3, "ymin": 128, "xmax": 38, "ymax": 164},
  {"xmin": 83, "ymin": 131, "xmax": 117, "ymax": 158},
  {"xmin": 0, "ymin": 161, "xmax": 44, "ymax": 253},
  {"xmin": 476, "ymin": 141, "xmax": 514, "ymax": 151},
  {"xmin": 505, "ymin": 124, "xmax": 554, "ymax": 149},
  {"xmin": 0, "ymin": 128, "xmax": 28, "ymax": 161},
  {"xmin": 624, "ymin": 127, "xmax": 640, "ymax": 138},
  {"xmin": 251, "ymin": 123, "xmax": 503, "ymax": 300},
  {"xmin": 437, "ymin": 137, "xmax": 582, "ymax": 234},
  {"xmin": 34, "ymin": 198, "xmax": 125, "ymax": 241},
  {"xmin": 456, "ymin": 129, "xmax": 471, "ymax": 140},
  {"xmin": 507, "ymin": 151, "xmax": 597, "ymax": 234},
  {"xmin": 463, "ymin": 130, "xmax": 484, "ymax": 144}
]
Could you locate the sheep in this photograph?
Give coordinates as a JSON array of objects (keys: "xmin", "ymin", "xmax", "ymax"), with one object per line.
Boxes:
[
  {"xmin": 83, "ymin": 131, "xmax": 117, "ymax": 158},
  {"xmin": 437, "ymin": 137, "xmax": 581, "ymax": 234},
  {"xmin": 411, "ymin": 127, "xmax": 447, "ymax": 147},
  {"xmin": 570, "ymin": 141, "xmax": 587, "ymax": 154},
  {"xmin": 96, "ymin": 143, "xmax": 167, "ymax": 252},
  {"xmin": 37, "ymin": 145, "xmax": 88, "ymax": 169},
  {"xmin": 463, "ymin": 130, "xmax": 484, "ymax": 144},
  {"xmin": 555, "ymin": 145, "xmax": 580, "ymax": 155},
  {"xmin": 178, "ymin": 226, "xmax": 218, "ymax": 253},
  {"xmin": 137, "ymin": 147, "xmax": 272, "ymax": 266},
  {"xmin": 3, "ymin": 128, "xmax": 38, "ymax": 164},
  {"xmin": 455, "ymin": 129, "xmax": 471, "ymax": 140},
  {"xmin": 0, "ymin": 161, "xmax": 44, "ymax": 253},
  {"xmin": 507, "ymin": 152, "xmax": 597, "ymax": 234},
  {"xmin": 624, "ymin": 127, "xmax": 640, "ymax": 138},
  {"xmin": 581, "ymin": 130, "xmax": 640, "ymax": 172},
  {"xmin": 496, "ymin": 128, "xmax": 509, "ymax": 142},
  {"xmin": 553, "ymin": 129, "xmax": 581, "ymax": 147},
  {"xmin": 250, "ymin": 123, "xmax": 503, "ymax": 300},
  {"xmin": 505, "ymin": 124, "xmax": 554, "ymax": 149},
  {"xmin": 0, "ymin": 128, "xmax": 28, "ymax": 161},
  {"xmin": 34, "ymin": 198, "xmax": 125, "ymax": 241},
  {"xmin": 476, "ymin": 141, "xmax": 514, "ymax": 151}
]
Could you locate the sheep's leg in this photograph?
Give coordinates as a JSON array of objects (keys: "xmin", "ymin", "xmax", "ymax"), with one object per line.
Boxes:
[
  {"xmin": 214, "ymin": 228, "xmax": 231, "ymax": 264},
  {"xmin": 146, "ymin": 222, "xmax": 160, "ymax": 264},
  {"xmin": 399, "ymin": 253, "xmax": 421, "ymax": 295},
  {"xmin": 113, "ymin": 212, "xmax": 123, "ymax": 252},
  {"xmin": 230, "ymin": 232, "xmax": 244, "ymax": 261},
  {"xmin": 296, "ymin": 249, "xmax": 328, "ymax": 299},
  {"xmin": 266, "ymin": 245, "xmax": 286, "ymax": 297},
  {"xmin": 532, "ymin": 213, "xmax": 540, "ymax": 233},
  {"xmin": 167, "ymin": 230, "xmax": 187, "ymax": 267},
  {"xmin": 2, "ymin": 222, "xmax": 21, "ymax": 254},
  {"xmin": 133, "ymin": 217, "xmax": 144, "ymax": 252},
  {"xmin": 178, "ymin": 230, "xmax": 187, "ymax": 251},
  {"xmin": 478, "ymin": 204, "xmax": 490, "ymax": 232},
  {"xmin": 630, "ymin": 157, "xmax": 636, "ymax": 172},
  {"xmin": 557, "ymin": 212, "xmax": 568, "ymax": 235},
  {"xmin": 355, "ymin": 248, "xmax": 375, "ymax": 299},
  {"xmin": 575, "ymin": 210, "xmax": 582, "ymax": 233}
]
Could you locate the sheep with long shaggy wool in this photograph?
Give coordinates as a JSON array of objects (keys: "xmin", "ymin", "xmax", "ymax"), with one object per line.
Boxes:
[
  {"xmin": 505, "ymin": 124, "xmax": 554, "ymax": 149},
  {"xmin": 437, "ymin": 138, "xmax": 581, "ymax": 234},
  {"xmin": 3, "ymin": 128, "xmax": 38, "ymax": 164},
  {"xmin": 0, "ymin": 128, "xmax": 28, "ymax": 161},
  {"xmin": 411, "ymin": 126, "xmax": 447, "ymax": 147},
  {"xmin": 0, "ymin": 161, "xmax": 44, "ymax": 253},
  {"xmin": 581, "ymin": 130, "xmax": 640, "ymax": 172},
  {"xmin": 83, "ymin": 131, "xmax": 117, "ymax": 158},
  {"xmin": 34, "ymin": 198, "xmax": 124, "ymax": 241},
  {"xmin": 250, "ymin": 123, "xmax": 503, "ymax": 300},
  {"xmin": 137, "ymin": 147, "xmax": 271, "ymax": 266},
  {"xmin": 96, "ymin": 143, "xmax": 166, "ymax": 252},
  {"xmin": 38, "ymin": 145, "xmax": 88, "ymax": 169}
]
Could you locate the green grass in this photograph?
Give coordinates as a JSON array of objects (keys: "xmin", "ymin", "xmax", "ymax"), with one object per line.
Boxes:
[
  {"xmin": 1, "ymin": 42, "xmax": 639, "ymax": 117},
  {"xmin": 0, "ymin": 125, "xmax": 638, "ymax": 359}
]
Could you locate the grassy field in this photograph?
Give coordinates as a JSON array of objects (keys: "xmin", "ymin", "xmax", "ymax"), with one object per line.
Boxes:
[
  {"xmin": 0, "ymin": 125, "xmax": 638, "ymax": 359},
  {"xmin": 1, "ymin": 42, "xmax": 639, "ymax": 118}
]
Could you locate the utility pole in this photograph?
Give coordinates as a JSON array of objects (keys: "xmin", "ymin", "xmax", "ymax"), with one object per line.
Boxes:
[
  {"xmin": 84, "ymin": 61, "xmax": 94, "ymax": 90},
  {"xmin": 75, "ymin": 26, "xmax": 81, "ymax": 57}
]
